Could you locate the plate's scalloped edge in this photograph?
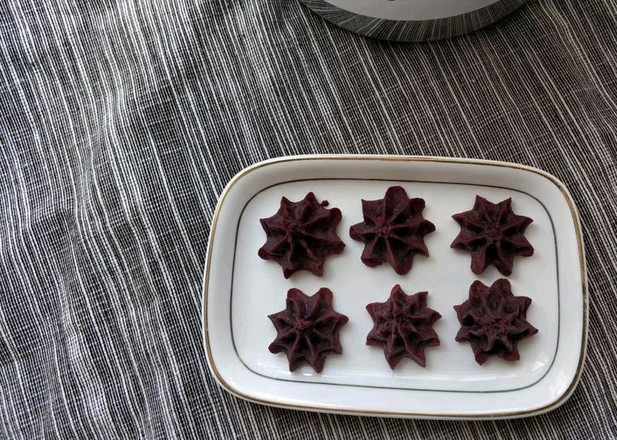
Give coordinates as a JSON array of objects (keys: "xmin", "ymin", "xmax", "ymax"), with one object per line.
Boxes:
[{"xmin": 201, "ymin": 154, "xmax": 588, "ymax": 420}]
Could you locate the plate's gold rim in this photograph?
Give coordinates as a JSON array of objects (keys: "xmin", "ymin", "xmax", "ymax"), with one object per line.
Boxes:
[{"xmin": 201, "ymin": 154, "xmax": 588, "ymax": 419}]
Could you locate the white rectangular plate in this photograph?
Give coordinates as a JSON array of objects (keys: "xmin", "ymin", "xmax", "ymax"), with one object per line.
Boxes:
[{"xmin": 203, "ymin": 155, "xmax": 588, "ymax": 419}]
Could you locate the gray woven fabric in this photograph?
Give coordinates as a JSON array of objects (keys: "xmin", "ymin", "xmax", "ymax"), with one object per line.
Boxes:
[{"xmin": 1, "ymin": 0, "xmax": 616, "ymax": 438}]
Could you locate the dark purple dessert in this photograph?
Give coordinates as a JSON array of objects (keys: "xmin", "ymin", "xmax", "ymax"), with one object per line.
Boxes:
[
  {"xmin": 349, "ymin": 186, "xmax": 435, "ymax": 275},
  {"xmin": 454, "ymin": 279, "xmax": 538, "ymax": 365},
  {"xmin": 451, "ymin": 196, "xmax": 534, "ymax": 276},
  {"xmin": 366, "ymin": 285, "xmax": 441, "ymax": 369},
  {"xmin": 268, "ymin": 288, "xmax": 349, "ymax": 373},
  {"xmin": 258, "ymin": 192, "xmax": 345, "ymax": 278}
]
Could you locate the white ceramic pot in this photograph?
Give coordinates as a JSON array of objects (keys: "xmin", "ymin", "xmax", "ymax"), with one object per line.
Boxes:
[{"xmin": 299, "ymin": 0, "xmax": 529, "ymax": 42}]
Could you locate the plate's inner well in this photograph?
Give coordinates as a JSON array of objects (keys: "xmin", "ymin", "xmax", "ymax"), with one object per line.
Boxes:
[{"xmin": 231, "ymin": 179, "xmax": 558, "ymax": 393}]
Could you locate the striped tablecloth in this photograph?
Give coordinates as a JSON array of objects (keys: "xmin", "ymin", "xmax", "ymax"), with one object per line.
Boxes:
[{"xmin": 1, "ymin": 0, "xmax": 616, "ymax": 438}]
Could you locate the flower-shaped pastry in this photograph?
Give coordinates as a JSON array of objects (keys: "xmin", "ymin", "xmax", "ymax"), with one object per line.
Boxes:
[
  {"xmin": 454, "ymin": 279, "xmax": 538, "ymax": 365},
  {"xmin": 366, "ymin": 285, "xmax": 441, "ymax": 368},
  {"xmin": 258, "ymin": 192, "xmax": 345, "ymax": 278},
  {"xmin": 268, "ymin": 288, "xmax": 348, "ymax": 372},
  {"xmin": 349, "ymin": 186, "xmax": 435, "ymax": 275},
  {"xmin": 451, "ymin": 196, "xmax": 534, "ymax": 276}
]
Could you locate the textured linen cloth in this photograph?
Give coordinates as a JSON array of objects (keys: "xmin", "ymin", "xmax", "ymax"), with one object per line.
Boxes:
[{"xmin": 1, "ymin": 0, "xmax": 616, "ymax": 438}]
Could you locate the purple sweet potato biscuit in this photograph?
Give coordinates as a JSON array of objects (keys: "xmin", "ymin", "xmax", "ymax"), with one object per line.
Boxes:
[
  {"xmin": 451, "ymin": 195, "xmax": 533, "ymax": 276},
  {"xmin": 366, "ymin": 285, "xmax": 441, "ymax": 369},
  {"xmin": 454, "ymin": 279, "xmax": 538, "ymax": 365},
  {"xmin": 268, "ymin": 288, "xmax": 348, "ymax": 373},
  {"xmin": 258, "ymin": 192, "xmax": 345, "ymax": 278},
  {"xmin": 349, "ymin": 186, "xmax": 435, "ymax": 275}
]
